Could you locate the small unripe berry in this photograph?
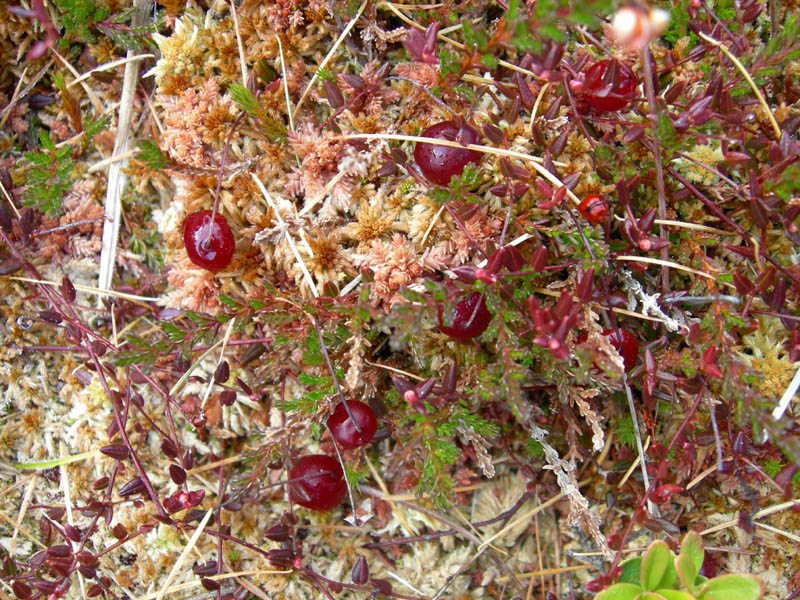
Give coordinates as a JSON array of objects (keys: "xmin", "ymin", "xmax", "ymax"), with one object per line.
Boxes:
[{"xmin": 578, "ymin": 194, "xmax": 609, "ymax": 224}]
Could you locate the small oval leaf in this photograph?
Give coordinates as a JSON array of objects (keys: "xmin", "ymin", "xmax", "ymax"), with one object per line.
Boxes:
[{"xmin": 641, "ymin": 541, "xmax": 675, "ymax": 591}]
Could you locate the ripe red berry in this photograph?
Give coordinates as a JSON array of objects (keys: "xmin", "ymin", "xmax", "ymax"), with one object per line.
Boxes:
[
  {"xmin": 583, "ymin": 59, "xmax": 638, "ymax": 112},
  {"xmin": 602, "ymin": 328, "xmax": 639, "ymax": 371},
  {"xmin": 288, "ymin": 455, "xmax": 346, "ymax": 511},
  {"xmin": 183, "ymin": 210, "xmax": 235, "ymax": 272},
  {"xmin": 414, "ymin": 120, "xmax": 482, "ymax": 185},
  {"xmin": 327, "ymin": 401, "xmax": 378, "ymax": 449},
  {"xmin": 438, "ymin": 292, "xmax": 492, "ymax": 342},
  {"xmin": 578, "ymin": 193, "xmax": 609, "ymax": 224}
]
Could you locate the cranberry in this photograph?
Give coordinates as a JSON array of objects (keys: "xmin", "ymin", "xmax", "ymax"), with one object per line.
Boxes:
[
  {"xmin": 413, "ymin": 120, "xmax": 482, "ymax": 185},
  {"xmin": 583, "ymin": 59, "xmax": 638, "ymax": 112},
  {"xmin": 602, "ymin": 328, "xmax": 639, "ymax": 371},
  {"xmin": 288, "ymin": 455, "xmax": 346, "ymax": 511},
  {"xmin": 183, "ymin": 210, "xmax": 235, "ymax": 272},
  {"xmin": 438, "ymin": 292, "xmax": 492, "ymax": 342},
  {"xmin": 578, "ymin": 193, "xmax": 609, "ymax": 224},
  {"xmin": 327, "ymin": 401, "xmax": 377, "ymax": 449}
]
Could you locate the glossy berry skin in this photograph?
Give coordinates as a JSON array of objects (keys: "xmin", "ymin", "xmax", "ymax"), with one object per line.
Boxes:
[
  {"xmin": 327, "ymin": 401, "xmax": 378, "ymax": 449},
  {"xmin": 288, "ymin": 455, "xmax": 346, "ymax": 511},
  {"xmin": 183, "ymin": 210, "xmax": 235, "ymax": 272},
  {"xmin": 438, "ymin": 292, "xmax": 492, "ymax": 342},
  {"xmin": 602, "ymin": 328, "xmax": 639, "ymax": 371},
  {"xmin": 578, "ymin": 194, "xmax": 609, "ymax": 224},
  {"xmin": 414, "ymin": 121, "xmax": 482, "ymax": 186},
  {"xmin": 583, "ymin": 59, "xmax": 638, "ymax": 112}
]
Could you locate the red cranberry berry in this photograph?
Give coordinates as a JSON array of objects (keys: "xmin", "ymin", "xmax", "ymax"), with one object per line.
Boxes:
[
  {"xmin": 183, "ymin": 210, "xmax": 235, "ymax": 272},
  {"xmin": 602, "ymin": 328, "xmax": 639, "ymax": 371},
  {"xmin": 583, "ymin": 59, "xmax": 638, "ymax": 112},
  {"xmin": 578, "ymin": 193, "xmax": 609, "ymax": 224},
  {"xmin": 327, "ymin": 401, "xmax": 378, "ymax": 449},
  {"xmin": 288, "ymin": 455, "xmax": 346, "ymax": 511},
  {"xmin": 413, "ymin": 120, "xmax": 482, "ymax": 186},
  {"xmin": 438, "ymin": 292, "xmax": 492, "ymax": 342}
]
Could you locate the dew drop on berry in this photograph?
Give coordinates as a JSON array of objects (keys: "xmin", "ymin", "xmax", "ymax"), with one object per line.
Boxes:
[{"xmin": 183, "ymin": 210, "xmax": 235, "ymax": 272}]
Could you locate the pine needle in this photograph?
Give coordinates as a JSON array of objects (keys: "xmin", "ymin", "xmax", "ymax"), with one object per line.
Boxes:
[
  {"xmin": 772, "ymin": 361, "xmax": 800, "ymax": 421},
  {"xmin": 68, "ymin": 54, "xmax": 154, "ymax": 88},
  {"xmin": 697, "ymin": 31, "xmax": 781, "ymax": 139},
  {"xmin": 478, "ymin": 493, "xmax": 563, "ymax": 552},
  {"xmin": 497, "ymin": 564, "xmax": 595, "ymax": 583},
  {"xmin": 153, "ymin": 508, "xmax": 214, "ymax": 600},
  {"xmin": 229, "ymin": 0, "xmax": 247, "ymax": 86},
  {"xmin": 8, "ymin": 474, "xmax": 36, "ymax": 556},
  {"xmin": 616, "ymin": 255, "xmax": 734, "ymax": 287},
  {"xmin": 10, "ymin": 276, "xmax": 158, "ymax": 303},
  {"xmin": 169, "ymin": 339, "xmax": 224, "ymax": 396},
  {"xmin": 97, "ymin": 0, "xmax": 151, "ymax": 308},
  {"xmin": 251, "ymin": 174, "xmax": 319, "ymax": 296}
]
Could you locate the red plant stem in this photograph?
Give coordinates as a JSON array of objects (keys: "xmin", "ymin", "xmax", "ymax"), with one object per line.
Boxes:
[
  {"xmin": 215, "ymin": 463, "xmax": 225, "ymax": 600},
  {"xmin": 641, "ymin": 45, "xmax": 670, "ymax": 295},
  {"xmin": 87, "ymin": 348, "xmax": 169, "ymax": 519},
  {"xmin": 312, "ymin": 314, "xmax": 361, "ymax": 433},
  {"xmin": 23, "ymin": 345, "xmax": 86, "ymax": 353},
  {"xmin": 607, "ymin": 385, "xmax": 705, "ymax": 577},
  {"xmin": 94, "ymin": 527, "xmax": 149, "ymax": 558},
  {"xmin": 167, "ymin": 337, "xmax": 274, "ymax": 354},
  {"xmin": 130, "ymin": 364, "xmax": 184, "ymax": 451},
  {"xmin": 701, "ymin": 0, "xmax": 745, "ymax": 53},
  {"xmin": 306, "ymin": 569, "xmax": 429, "ymax": 600},
  {"xmin": 499, "ymin": 182, "xmax": 515, "ymax": 247},
  {"xmin": 666, "ymin": 166, "xmax": 800, "ymax": 288},
  {"xmin": 443, "ymin": 202, "xmax": 488, "ymax": 259},
  {"xmin": 562, "ymin": 71, "xmax": 596, "ymax": 149},
  {"xmin": 31, "ymin": 216, "xmax": 104, "ymax": 237},
  {"xmin": 363, "ymin": 491, "xmax": 532, "ymax": 549},
  {"xmin": 205, "ymin": 112, "xmax": 247, "ymax": 248},
  {"xmin": 0, "ymin": 230, "xmax": 118, "ymax": 352}
]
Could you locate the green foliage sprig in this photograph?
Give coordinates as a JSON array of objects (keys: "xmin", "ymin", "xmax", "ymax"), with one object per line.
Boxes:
[
  {"xmin": 23, "ymin": 131, "xmax": 74, "ymax": 217},
  {"xmin": 596, "ymin": 532, "xmax": 763, "ymax": 600}
]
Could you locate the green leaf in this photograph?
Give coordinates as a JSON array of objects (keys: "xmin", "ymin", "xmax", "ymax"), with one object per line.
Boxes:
[
  {"xmin": 618, "ymin": 558, "xmax": 643, "ymax": 584},
  {"xmin": 698, "ymin": 574, "xmax": 763, "ymax": 600},
  {"xmin": 136, "ymin": 140, "xmax": 167, "ymax": 169},
  {"xmin": 14, "ymin": 449, "xmax": 99, "ymax": 469},
  {"xmin": 641, "ymin": 541, "xmax": 676, "ymax": 591},
  {"xmin": 161, "ymin": 322, "xmax": 186, "ymax": 341},
  {"xmin": 595, "ymin": 583, "xmax": 642, "ymax": 600},
  {"xmin": 229, "ymin": 83, "xmax": 261, "ymax": 117},
  {"xmin": 218, "ymin": 293, "xmax": 240, "ymax": 308},
  {"xmin": 675, "ymin": 554, "xmax": 698, "ymax": 594},
  {"xmin": 679, "ymin": 531, "xmax": 704, "ymax": 577},
  {"xmin": 656, "ymin": 590, "xmax": 695, "ymax": 600}
]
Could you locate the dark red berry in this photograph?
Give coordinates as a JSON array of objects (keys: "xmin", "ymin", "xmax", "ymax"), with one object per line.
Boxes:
[
  {"xmin": 583, "ymin": 59, "xmax": 638, "ymax": 112},
  {"xmin": 288, "ymin": 455, "xmax": 346, "ymax": 511},
  {"xmin": 578, "ymin": 193, "xmax": 609, "ymax": 224},
  {"xmin": 438, "ymin": 292, "xmax": 492, "ymax": 342},
  {"xmin": 413, "ymin": 120, "xmax": 482, "ymax": 185},
  {"xmin": 602, "ymin": 328, "xmax": 639, "ymax": 371},
  {"xmin": 327, "ymin": 401, "xmax": 378, "ymax": 449},
  {"xmin": 183, "ymin": 210, "xmax": 235, "ymax": 272}
]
